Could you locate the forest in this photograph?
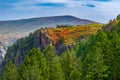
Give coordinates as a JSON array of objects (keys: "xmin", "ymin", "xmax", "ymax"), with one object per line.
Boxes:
[{"xmin": 0, "ymin": 15, "xmax": 120, "ymax": 80}]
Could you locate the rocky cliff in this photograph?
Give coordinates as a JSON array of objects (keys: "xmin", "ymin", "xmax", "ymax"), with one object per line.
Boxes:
[
  {"xmin": 0, "ymin": 42, "xmax": 6, "ymax": 63},
  {"xmin": 34, "ymin": 30, "xmax": 52, "ymax": 51},
  {"xmin": 1, "ymin": 29, "xmax": 71, "ymax": 67},
  {"xmin": 0, "ymin": 24, "xmax": 103, "ymax": 74},
  {"xmin": 34, "ymin": 30, "xmax": 74, "ymax": 55}
]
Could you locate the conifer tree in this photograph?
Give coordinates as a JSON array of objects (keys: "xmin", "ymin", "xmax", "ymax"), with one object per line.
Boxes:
[
  {"xmin": 19, "ymin": 48, "xmax": 49, "ymax": 80},
  {"xmin": 60, "ymin": 50, "xmax": 82, "ymax": 80},
  {"xmin": 1, "ymin": 61, "xmax": 18, "ymax": 80},
  {"xmin": 43, "ymin": 45, "xmax": 65, "ymax": 80}
]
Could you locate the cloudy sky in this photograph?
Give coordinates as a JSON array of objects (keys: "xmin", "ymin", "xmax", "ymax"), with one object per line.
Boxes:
[{"xmin": 0, "ymin": 0, "xmax": 120, "ymax": 23}]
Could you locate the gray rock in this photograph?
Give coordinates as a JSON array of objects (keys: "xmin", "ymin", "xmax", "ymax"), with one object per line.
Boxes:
[{"xmin": 0, "ymin": 42, "xmax": 6, "ymax": 63}]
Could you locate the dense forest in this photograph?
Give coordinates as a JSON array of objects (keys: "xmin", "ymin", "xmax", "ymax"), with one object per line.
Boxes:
[{"xmin": 0, "ymin": 15, "xmax": 120, "ymax": 80}]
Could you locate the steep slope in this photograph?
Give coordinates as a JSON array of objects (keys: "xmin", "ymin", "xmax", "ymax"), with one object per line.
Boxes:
[
  {"xmin": 76, "ymin": 15, "xmax": 120, "ymax": 80},
  {"xmin": 0, "ymin": 15, "xmax": 96, "ymax": 47},
  {"xmin": 0, "ymin": 23, "xmax": 103, "ymax": 72},
  {"xmin": 1, "ymin": 15, "xmax": 120, "ymax": 80},
  {"xmin": 0, "ymin": 42, "xmax": 6, "ymax": 63}
]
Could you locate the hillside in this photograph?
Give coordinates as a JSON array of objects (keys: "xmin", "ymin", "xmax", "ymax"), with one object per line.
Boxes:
[
  {"xmin": 0, "ymin": 23, "xmax": 103, "ymax": 69},
  {"xmin": 0, "ymin": 15, "xmax": 120, "ymax": 80},
  {"xmin": 42, "ymin": 24, "xmax": 102, "ymax": 46},
  {"xmin": 0, "ymin": 15, "xmax": 96, "ymax": 47}
]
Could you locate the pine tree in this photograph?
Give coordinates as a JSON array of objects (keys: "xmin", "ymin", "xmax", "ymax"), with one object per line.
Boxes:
[
  {"xmin": 82, "ymin": 48, "xmax": 108, "ymax": 80},
  {"xmin": 117, "ymin": 14, "xmax": 120, "ymax": 20},
  {"xmin": 78, "ymin": 31, "xmax": 109, "ymax": 80},
  {"xmin": 60, "ymin": 50, "xmax": 82, "ymax": 80},
  {"xmin": 19, "ymin": 48, "xmax": 49, "ymax": 80},
  {"xmin": 108, "ymin": 30, "xmax": 120, "ymax": 80},
  {"xmin": 1, "ymin": 61, "xmax": 18, "ymax": 80},
  {"xmin": 43, "ymin": 45, "xmax": 65, "ymax": 80}
]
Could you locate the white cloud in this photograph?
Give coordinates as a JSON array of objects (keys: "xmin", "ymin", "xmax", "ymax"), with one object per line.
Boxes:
[{"xmin": 1, "ymin": 0, "xmax": 120, "ymax": 23}]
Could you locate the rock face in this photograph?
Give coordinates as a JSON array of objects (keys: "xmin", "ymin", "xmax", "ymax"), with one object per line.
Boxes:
[
  {"xmin": 34, "ymin": 30, "xmax": 74, "ymax": 55},
  {"xmin": 0, "ymin": 29, "xmax": 74, "ymax": 74},
  {"xmin": 103, "ymin": 25, "xmax": 112, "ymax": 31},
  {"xmin": 0, "ymin": 42, "xmax": 6, "ymax": 63},
  {"xmin": 34, "ymin": 30, "xmax": 52, "ymax": 51}
]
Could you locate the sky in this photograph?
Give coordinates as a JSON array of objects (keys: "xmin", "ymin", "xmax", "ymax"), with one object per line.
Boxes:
[{"xmin": 0, "ymin": 0, "xmax": 120, "ymax": 23}]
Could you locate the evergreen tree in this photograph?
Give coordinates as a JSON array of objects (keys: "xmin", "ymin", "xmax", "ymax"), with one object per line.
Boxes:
[
  {"xmin": 43, "ymin": 45, "xmax": 65, "ymax": 80},
  {"xmin": 82, "ymin": 48, "xmax": 108, "ymax": 80},
  {"xmin": 78, "ymin": 31, "xmax": 109, "ymax": 80},
  {"xmin": 60, "ymin": 50, "xmax": 82, "ymax": 80},
  {"xmin": 1, "ymin": 61, "xmax": 18, "ymax": 80},
  {"xmin": 117, "ymin": 14, "xmax": 120, "ymax": 20},
  {"xmin": 19, "ymin": 48, "xmax": 49, "ymax": 80}
]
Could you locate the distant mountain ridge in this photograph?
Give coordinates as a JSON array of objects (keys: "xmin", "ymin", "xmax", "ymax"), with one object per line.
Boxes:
[
  {"xmin": 0, "ymin": 15, "xmax": 94, "ymax": 23},
  {"xmin": 0, "ymin": 15, "xmax": 97, "ymax": 47},
  {"xmin": 0, "ymin": 15, "xmax": 95, "ymax": 28}
]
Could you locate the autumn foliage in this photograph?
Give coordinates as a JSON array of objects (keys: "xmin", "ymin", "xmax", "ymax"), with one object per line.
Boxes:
[{"xmin": 42, "ymin": 23, "xmax": 103, "ymax": 46}]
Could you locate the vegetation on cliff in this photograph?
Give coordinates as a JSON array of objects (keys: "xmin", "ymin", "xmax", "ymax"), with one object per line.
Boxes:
[{"xmin": 1, "ymin": 15, "xmax": 120, "ymax": 80}]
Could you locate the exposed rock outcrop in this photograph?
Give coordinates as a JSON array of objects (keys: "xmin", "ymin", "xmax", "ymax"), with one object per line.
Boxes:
[
  {"xmin": 0, "ymin": 29, "xmax": 74, "ymax": 74},
  {"xmin": 34, "ymin": 30, "xmax": 52, "ymax": 51},
  {"xmin": 0, "ymin": 42, "xmax": 6, "ymax": 63},
  {"xmin": 34, "ymin": 30, "xmax": 74, "ymax": 55}
]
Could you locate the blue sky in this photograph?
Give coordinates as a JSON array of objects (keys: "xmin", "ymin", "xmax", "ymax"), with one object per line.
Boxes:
[{"xmin": 0, "ymin": 0, "xmax": 120, "ymax": 23}]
